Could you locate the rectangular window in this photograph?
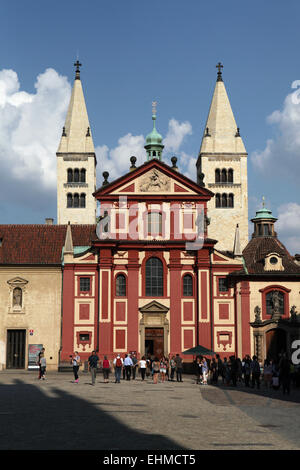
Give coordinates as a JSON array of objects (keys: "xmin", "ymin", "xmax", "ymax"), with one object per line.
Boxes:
[
  {"xmin": 79, "ymin": 333, "xmax": 90, "ymax": 342},
  {"xmin": 148, "ymin": 212, "xmax": 162, "ymax": 235},
  {"xmin": 80, "ymin": 277, "xmax": 91, "ymax": 292},
  {"xmin": 218, "ymin": 278, "xmax": 228, "ymax": 292}
]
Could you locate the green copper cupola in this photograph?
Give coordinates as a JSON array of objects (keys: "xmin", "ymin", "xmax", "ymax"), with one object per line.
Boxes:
[
  {"xmin": 251, "ymin": 197, "xmax": 278, "ymax": 238},
  {"xmin": 144, "ymin": 101, "xmax": 164, "ymax": 161}
]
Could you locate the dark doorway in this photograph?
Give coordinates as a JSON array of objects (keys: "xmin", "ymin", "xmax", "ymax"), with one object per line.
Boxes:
[
  {"xmin": 6, "ymin": 330, "xmax": 26, "ymax": 369},
  {"xmin": 266, "ymin": 328, "xmax": 287, "ymax": 362},
  {"xmin": 145, "ymin": 328, "xmax": 164, "ymax": 359}
]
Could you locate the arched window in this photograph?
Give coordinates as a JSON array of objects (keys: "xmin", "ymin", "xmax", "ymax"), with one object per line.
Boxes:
[
  {"xmin": 73, "ymin": 193, "xmax": 79, "ymax": 208},
  {"xmin": 266, "ymin": 290, "xmax": 284, "ymax": 316},
  {"xmin": 80, "ymin": 169, "xmax": 86, "ymax": 183},
  {"xmin": 116, "ymin": 274, "xmax": 126, "ymax": 296},
  {"xmin": 74, "ymin": 169, "xmax": 79, "ymax": 183},
  {"xmin": 228, "ymin": 193, "xmax": 234, "ymax": 208},
  {"xmin": 183, "ymin": 274, "xmax": 193, "ymax": 296},
  {"xmin": 215, "ymin": 169, "xmax": 221, "ymax": 183},
  {"xmin": 67, "ymin": 193, "xmax": 73, "ymax": 208},
  {"xmin": 153, "ymin": 151, "xmax": 156, "ymax": 157},
  {"xmin": 216, "ymin": 193, "xmax": 221, "ymax": 208},
  {"xmin": 221, "ymin": 169, "xmax": 227, "ymax": 183},
  {"xmin": 147, "ymin": 212, "xmax": 162, "ymax": 235},
  {"xmin": 80, "ymin": 193, "xmax": 86, "ymax": 208},
  {"xmin": 228, "ymin": 168, "xmax": 233, "ymax": 183},
  {"xmin": 145, "ymin": 257, "xmax": 163, "ymax": 296},
  {"xmin": 67, "ymin": 169, "xmax": 73, "ymax": 183},
  {"xmin": 222, "ymin": 193, "xmax": 227, "ymax": 208}
]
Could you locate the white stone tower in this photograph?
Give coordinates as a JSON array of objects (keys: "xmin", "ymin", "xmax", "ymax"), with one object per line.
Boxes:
[
  {"xmin": 196, "ymin": 63, "xmax": 248, "ymax": 252},
  {"xmin": 56, "ymin": 61, "xmax": 97, "ymax": 225}
]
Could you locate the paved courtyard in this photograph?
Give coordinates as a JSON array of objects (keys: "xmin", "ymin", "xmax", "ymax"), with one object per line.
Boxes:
[{"xmin": 0, "ymin": 370, "xmax": 299, "ymax": 450}]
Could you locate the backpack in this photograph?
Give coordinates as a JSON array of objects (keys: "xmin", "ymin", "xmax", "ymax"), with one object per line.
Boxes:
[{"xmin": 116, "ymin": 357, "xmax": 122, "ymax": 367}]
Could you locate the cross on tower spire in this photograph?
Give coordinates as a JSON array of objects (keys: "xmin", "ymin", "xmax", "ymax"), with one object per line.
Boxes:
[
  {"xmin": 74, "ymin": 60, "xmax": 82, "ymax": 80},
  {"xmin": 216, "ymin": 62, "xmax": 223, "ymax": 82}
]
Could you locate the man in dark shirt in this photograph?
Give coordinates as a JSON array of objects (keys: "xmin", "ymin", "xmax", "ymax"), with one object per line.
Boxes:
[
  {"xmin": 175, "ymin": 354, "xmax": 183, "ymax": 382},
  {"xmin": 88, "ymin": 350, "xmax": 99, "ymax": 385}
]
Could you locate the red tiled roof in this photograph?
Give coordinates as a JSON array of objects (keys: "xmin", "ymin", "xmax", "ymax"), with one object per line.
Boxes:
[
  {"xmin": 0, "ymin": 225, "xmax": 96, "ymax": 265},
  {"xmin": 242, "ymin": 236, "xmax": 300, "ymax": 275}
]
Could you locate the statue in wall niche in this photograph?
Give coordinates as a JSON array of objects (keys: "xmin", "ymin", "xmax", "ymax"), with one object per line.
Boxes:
[
  {"xmin": 271, "ymin": 291, "xmax": 281, "ymax": 320},
  {"xmin": 139, "ymin": 169, "xmax": 170, "ymax": 192},
  {"xmin": 13, "ymin": 287, "xmax": 22, "ymax": 308},
  {"xmin": 254, "ymin": 306, "xmax": 262, "ymax": 323},
  {"xmin": 290, "ymin": 305, "xmax": 298, "ymax": 322}
]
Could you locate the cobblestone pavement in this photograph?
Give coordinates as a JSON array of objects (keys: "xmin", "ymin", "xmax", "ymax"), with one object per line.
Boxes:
[{"xmin": 0, "ymin": 371, "xmax": 299, "ymax": 450}]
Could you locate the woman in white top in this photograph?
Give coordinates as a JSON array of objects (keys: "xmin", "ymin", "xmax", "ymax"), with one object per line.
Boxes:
[
  {"xmin": 71, "ymin": 351, "xmax": 81, "ymax": 383},
  {"xmin": 139, "ymin": 356, "xmax": 147, "ymax": 381}
]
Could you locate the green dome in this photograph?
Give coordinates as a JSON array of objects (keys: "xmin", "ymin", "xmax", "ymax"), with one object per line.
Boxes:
[
  {"xmin": 146, "ymin": 116, "xmax": 163, "ymax": 145},
  {"xmin": 252, "ymin": 206, "xmax": 277, "ymax": 222}
]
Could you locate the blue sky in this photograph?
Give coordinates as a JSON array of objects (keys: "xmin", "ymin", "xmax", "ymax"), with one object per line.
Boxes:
[{"xmin": 0, "ymin": 0, "xmax": 300, "ymax": 253}]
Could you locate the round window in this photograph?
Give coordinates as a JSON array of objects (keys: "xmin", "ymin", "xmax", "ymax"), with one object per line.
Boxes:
[{"xmin": 270, "ymin": 256, "xmax": 278, "ymax": 265}]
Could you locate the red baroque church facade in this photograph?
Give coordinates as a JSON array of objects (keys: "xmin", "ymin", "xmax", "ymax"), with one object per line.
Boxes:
[{"xmin": 60, "ymin": 158, "xmax": 251, "ymax": 364}]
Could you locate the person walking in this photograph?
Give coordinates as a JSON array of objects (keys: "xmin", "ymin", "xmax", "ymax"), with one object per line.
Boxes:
[
  {"xmin": 102, "ymin": 356, "xmax": 110, "ymax": 383},
  {"xmin": 216, "ymin": 354, "xmax": 223, "ymax": 385},
  {"xmin": 71, "ymin": 351, "xmax": 81, "ymax": 383},
  {"xmin": 37, "ymin": 347, "xmax": 45, "ymax": 380},
  {"xmin": 251, "ymin": 355, "xmax": 261, "ymax": 389},
  {"xmin": 201, "ymin": 357, "xmax": 208, "ymax": 385},
  {"xmin": 175, "ymin": 354, "xmax": 183, "ymax": 382},
  {"xmin": 263, "ymin": 359, "xmax": 273, "ymax": 390},
  {"xmin": 152, "ymin": 357, "xmax": 160, "ymax": 384},
  {"xmin": 139, "ymin": 356, "xmax": 147, "ymax": 381},
  {"xmin": 113, "ymin": 354, "xmax": 123, "ymax": 383},
  {"xmin": 40, "ymin": 353, "xmax": 46, "ymax": 380},
  {"xmin": 124, "ymin": 354, "xmax": 133, "ymax": 380},
  {"xmin": 131, "ymin": 354, "xmax": 138, "ymax": 380},
  {"xmin": 243, "ymin": 355, "xmax": 251, "ymax": 387},
  {"xmin": 170, "ymin": 356, "xmax": 176, "ymax": 382},
  {"xmin": 122, "ymin": 355, "xmax": 127, "ymax": 380},
  {"xmin": 210, "ymin": 357, "xmax": 218, "ymax": 385},
  {"xmin": 160, "ymin": 356, "xmax": 167, "ymax": 383},
  {"xmin": 88, "ymin": 350, "xmax": 99, "ymax": 386}
]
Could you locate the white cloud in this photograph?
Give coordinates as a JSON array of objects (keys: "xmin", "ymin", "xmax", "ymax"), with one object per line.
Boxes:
[
  {"xmin": 163, "ymin": 118, "xmax": 192, "ymax": 153},
  {"xmin": 276, "ymin": 202, "xmax": 300, "ymax": 254},
  {"xmin": 251, "ymin": 87, "xmax": 300, "ymax": 181},
  {"xmin": 0, "ymin": 68, "xmax": 71, "ymax": 212}
]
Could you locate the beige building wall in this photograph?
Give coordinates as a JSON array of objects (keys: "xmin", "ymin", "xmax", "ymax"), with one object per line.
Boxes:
[
  {"xmin": 0, "ymin": 267, "xmax": 62, "ymax": 371},
  {"xmin": 57, "ymin": 153, "xmax": 96, "ymax": 225},
  {"xmin": 202, "ymin": 154, "xmax": 248, "ymax": 251}
]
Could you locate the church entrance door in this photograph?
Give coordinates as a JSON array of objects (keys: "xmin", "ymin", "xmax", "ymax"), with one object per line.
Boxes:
[
  {"xmin": 6, "ymin": 329, "xmax": 26, "ymax": 369},
  {"xmin": 145, "ymin": 328, "xmax": 164, "ymax": 359},
  {"xmin": 266, "ymin": 328, "xmax": 286, "ymax": 361}
]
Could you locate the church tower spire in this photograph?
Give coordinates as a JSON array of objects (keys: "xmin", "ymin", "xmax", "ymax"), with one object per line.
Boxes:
[
  {"xmin": 196, "ymin": 63, "xmax": 249, "ymax": 252},
  {"xmin": 56, "ymin": 61, "xmax": 97, "ymax": 225},
  {"xmin": 144, "ymin": 101, "xmax": 164, "ymax": 161}
]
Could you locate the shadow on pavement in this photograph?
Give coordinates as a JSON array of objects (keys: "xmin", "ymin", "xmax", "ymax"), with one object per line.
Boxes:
[{"xmin": 0, "ymin": 379, "xmax": 183, "ymax": 450}]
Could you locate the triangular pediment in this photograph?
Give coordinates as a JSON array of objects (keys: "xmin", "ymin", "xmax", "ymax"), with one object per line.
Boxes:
[
  {"xmin": 139, "ymin": 300, "xmax": 169, "ymax": 314},
  {"xmin": 94, "ymin": 159, "xmax": 213, "ymax": 199},
  {"xmin": 7, "ymin": 277, "xmax": 28, "ymax": 287}
]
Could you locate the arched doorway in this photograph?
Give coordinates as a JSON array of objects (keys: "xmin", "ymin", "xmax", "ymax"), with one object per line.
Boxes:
[{"xmin": 266, "ymin": 328, "xmax": 286, "ymax": 361}]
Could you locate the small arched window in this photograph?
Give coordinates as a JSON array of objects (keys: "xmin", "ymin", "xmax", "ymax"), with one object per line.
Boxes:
[
  {"xmin": 67, "ymin": 193, "xmax": 73, "ymax": 208},
  {"xmin": 228, "ymin": 193, "xmax": 234, "ymax": 208},
  {"xmin": 67, "ymin": 169, "xmax": 73, "ymax": 183},
  {"xmin": 216, "ymin": 193, "xmax": 221, "ymax": 208},
  {"xmin": 80, "ymin": 193, "xmax": 86, "ymax": 208},
  {"xmin": 153, "ymin": 151, "xmax": 156, "ymax": 157},
  {"xmin": 221, "ymin": 169, "xmax": 227, "ymax": 183},
  {"xmin": 215, "ymin": 169, "xmax": 221, "ymax": 183},
  {"xmin": 73, "ymin": 193, "xmax": 79, "ymax": 208},
  {"xmin": 228, "ymin": 169, "xmax": 233, "ymax": 183},
  {"xmin": 80, "ymin": 169, "xmax": 86, "ymax": 183},
  {"xmin": 145, "ymin": 257, "xmax": 163, "ymax": 296},
  {"xmin": 222, "ymin": 193, "xmax": 228, "ymax": 208},
  {"xmin": 116, "ymin": 274, "xmax": 126, "ymax": 296},
  {"xmin": 183, "ymin": 274, "xmax": 193, "ymax": 296},
  {"xmin": 74, "ymin": 169, "xmax": 80, "ymax": 183}
]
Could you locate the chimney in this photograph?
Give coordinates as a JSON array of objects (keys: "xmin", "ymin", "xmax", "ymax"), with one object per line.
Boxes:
[{"xmin": 45, "ymin": 218, "xmax": 54, "ymax": 225}]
